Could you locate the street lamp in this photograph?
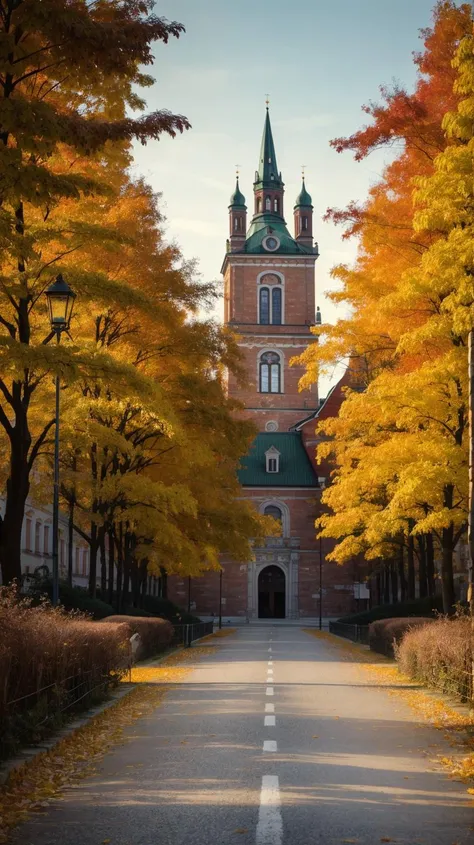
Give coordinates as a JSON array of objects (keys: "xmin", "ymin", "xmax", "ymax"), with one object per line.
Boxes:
[
  {"xmin": 218, "ymin": 568, "xmax": 223, "ymax": 629},
  {"xmin": 45, "ymin": 274, "xmax": 76, "ymax": 607},
  {"xmin": 319, "ymin": 535, "xmax": 324, "ymax": 631}
]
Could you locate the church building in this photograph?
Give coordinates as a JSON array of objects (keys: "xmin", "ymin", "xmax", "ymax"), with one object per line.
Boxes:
[{"xmin": 168, "ymin": 108, "xmax": 362, "ymax": 621}]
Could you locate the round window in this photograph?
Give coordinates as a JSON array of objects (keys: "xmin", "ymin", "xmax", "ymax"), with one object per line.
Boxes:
[
  {"xmin": 263, "ymin": 235, "xmax": 280, "ymax": 252},
  {"xmin": 265, "ymin": 421, "xmax": 278, "ymax": 432}
]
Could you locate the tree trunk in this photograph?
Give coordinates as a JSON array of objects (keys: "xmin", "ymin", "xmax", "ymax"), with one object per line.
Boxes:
[
  {"xmin": 115, "ymin": 524, "xmax": 123, "ymax": 612},
  {"xmin": 160, "ymin": 566, "xmax": 168, "ymax": 599},
  {"xmin": 417, "ymin": 536, "xmax": 428, "ymax": 599},
  {"xmin": 407, "ymin": 532, "xmax": 416, "ymax": 600},
  {"xmin": 390, "ymin": 559, "xmax": 398, "ymax": 604},
  {"xmin": 88, "ymin": 521, "xmax": 98, "ymax": 598},
  {"xmin": 99, "ymin": 527, "xmax": 106, "ymax": 596},
  {"xmin": 67, "ymin": 500, "xmax": 74, "ymax": 588},
  {"xmin": 398, "ymin": 544, "xmax": 407, "ymax": 602},
  {"xmin": 375, "ymin": 571, "xmax": 381, "ymax": 606},
  {"xmin": 383, "ymin": 564, "xmax": 390, "ymax": 604},
  {"xmin": 426, "ymin": 532, "xmax": 436, "ymax": 597},
  {"xmin": 441, "ymin": 525, "xmax": 456, "ymax": 615},
  {"xmin": 121, "ymin": 530, "xmax": 132, "ymax": 611},
  {"xmin": 107, "ymin": 526, "xmax": 115, "ymax": 606},
  {"xmin": 0, "ymin": 427, "xmax": 31, "ymax": 584}
]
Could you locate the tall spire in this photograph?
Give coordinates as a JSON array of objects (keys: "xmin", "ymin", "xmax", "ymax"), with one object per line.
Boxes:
[{"xmin": 255, "ymin": 107, "xmax": 282, "ymax": 189}]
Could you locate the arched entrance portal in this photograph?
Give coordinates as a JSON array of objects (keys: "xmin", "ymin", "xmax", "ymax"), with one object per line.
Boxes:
[{"xmin": 258, "ymin": 565, "xmax": 286, "ymax": 619}]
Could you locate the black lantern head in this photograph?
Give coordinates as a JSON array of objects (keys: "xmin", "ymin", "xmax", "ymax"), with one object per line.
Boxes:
[{"xmin": 45, "ymin": 274, "xmax": 76, "ymax": 332}]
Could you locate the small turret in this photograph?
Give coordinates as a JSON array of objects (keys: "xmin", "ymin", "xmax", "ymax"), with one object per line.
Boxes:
[
  {"xmin": 294, "ymin": 177, "xmax": 313, "ymax": 247},
  {"xmin": 228, "ymin": 176, "xmax": 247, "ymax": 252}
]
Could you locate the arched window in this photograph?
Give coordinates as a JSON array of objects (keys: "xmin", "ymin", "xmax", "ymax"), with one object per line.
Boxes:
[
  {"xmin": 256, "ymin": 197, "xmax": 262, "ymax": 213},
  {"xmin": 302, "ymin": 215, "xmax": 308, "ymax": 231},
  {"xmin": 260, "ymin": 352, "xmax": 281, "ymax": 393},
  {"xmin": 265, "ymin": 196, "xmax": 271, "ymax": 211},
  {"xmin": 264, "ymin": 505, "xmax": 282, "ymax": 521},
  {"xmin": 259, "ymin": 287, "xmax": 270, "ymax": 325},
  {"xmin": 273, "ymin": 198, "xmax": 279, "ymax": 213},
  {"xmin": 234, "ymin": 216, "xmax": 239, "ymax": 231},
  {"xmin": 271, "ymin": 287, "xmax": 282, "ymax": 325}
]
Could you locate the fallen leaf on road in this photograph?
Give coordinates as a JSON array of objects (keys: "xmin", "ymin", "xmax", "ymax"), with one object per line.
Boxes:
[
  {"xmin": 233, "ymin": 828, "xmax": 248, "ymax": 834},
  {"xmin": 312, "ymin": 735, "xmax": 319, "ymax": 739}
]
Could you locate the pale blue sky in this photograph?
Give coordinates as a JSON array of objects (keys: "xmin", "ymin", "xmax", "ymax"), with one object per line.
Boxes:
[{"xmin": 132, "ymin": 0, "xmax": 438, "ymax": 392}]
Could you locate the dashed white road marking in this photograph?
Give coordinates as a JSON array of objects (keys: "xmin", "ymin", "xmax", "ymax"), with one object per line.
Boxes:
[
  {"xmin": 266, "ymin": 687, "xmax": 274, "ymax": 696},
  {"xmin": 264, "ymin": 715, "xmax": 276, "ymax": 727},
  {"xmin": 256, "ymin": 775, "xmax": 283, "ymax": 845},
  {"xmin": 267, "ymin": 670, "xmax": 273, "ymax": 676},
  {"xmin": 268, "ymin": 661, "xmax": 273, "ymax": 666},
  {"xmin": 263, "ymin": 740, "xmax": 277, "ymax": 752},
  {"xmin": 265, "ymin": 703, "xmax": 275, "ymax": 713},
  {"xmin": 268, "ymin": 648, "xmax": 272, "ymax": 653}
]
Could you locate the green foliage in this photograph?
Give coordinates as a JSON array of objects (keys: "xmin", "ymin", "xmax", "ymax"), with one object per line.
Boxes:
[
  {"xmin": 338, "ymin": 595, "xmax": 444, "ymax": 626},
  {"xmin": 34, "ymin": 581, "xmax": 114, "ymax": 619}
]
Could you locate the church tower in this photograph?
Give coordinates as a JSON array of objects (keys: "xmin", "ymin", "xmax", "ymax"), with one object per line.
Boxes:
[{"xmin": 222, "ymin": 107, "xmax": 319, "ymax": 431}]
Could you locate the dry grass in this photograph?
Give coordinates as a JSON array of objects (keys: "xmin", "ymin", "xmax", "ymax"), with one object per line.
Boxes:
[
  {"xmin": 0, "ymin": 588, "xmax": 129, "ymax": 758},
  {"xmin": 0, "ymin": 635, "xmax": 224, "ymax": 842}
]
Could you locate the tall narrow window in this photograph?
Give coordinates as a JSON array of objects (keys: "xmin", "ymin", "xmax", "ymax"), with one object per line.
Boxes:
[
  {"xmin": 265, "ymin": 196, "xmax": 271, "ymax": 211},
  {"xmin": 273, "ymin": 198, "xmax": 279, "ymax": 213},
  {"xmin": 35, "ymin": 521, "xmax": 41, "ymax": 554},
  {"xmin": 259, "ymin": 352, "xmax": 281, "ymax": 394},
  {"xmin": 259, "ymin": 287, "xmax": 270, "ymax": 325},
  {"xmin": 271, "ymin": 287, "xmax": 282, "ymax": 325},
  {"xmin": 256, "ymin": 197, "xmax": 262, "ymax": 213},
  {"xmin": 43, "ymin": 525, "xmax": 50, "ymax": 556},
  {"xmin": 25, "ymin": 517, "xmax": 32, "ymax": 550},
  {"xmin": 302, "ymin": 216, "xmax": 308, "ymax": 230}
]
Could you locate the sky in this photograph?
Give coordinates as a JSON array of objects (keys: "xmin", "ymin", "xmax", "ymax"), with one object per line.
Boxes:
[{"xmin": 132, "ymin": 0, "xmax": 439, "ymax": 394}]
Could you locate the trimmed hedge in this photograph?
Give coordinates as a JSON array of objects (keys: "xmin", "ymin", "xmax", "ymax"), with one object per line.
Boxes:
[
  {"xmin": 103, "ymin": 615, "xmax": 173, "ymax": 659},
  {"xmin": 0, "ymin": 588, "xmax": 128, "ymax": 758},
  {"xmin": 369, "ymin": 617, "xmax": 434, "ymax": 657},
  {"xmin": 397, "ymin": 616, "xmax": 473, "ymax": 701},
  {"xmin": 338, "ymin": 595, "xmax": 443, "ymax": 627}
]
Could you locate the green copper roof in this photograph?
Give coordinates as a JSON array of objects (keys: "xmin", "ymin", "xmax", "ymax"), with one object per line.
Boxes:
[
  {"xmin": 294, "ymin": 178, "xmax": 312, "ymax": 208},
  {"xmin": 229, "ymin": 177, "xmax": 246, "ymax": 208},
  {"xmin": 244, "ymin": 213, "xmax": 314, "ymax": 255},
  {"xmin": 238, "ymin": 432, "xmax": 318, "ymax": 487},
  {"xmin": 255, "ymin": 109, "xmax": 282, "ymax": 189}
]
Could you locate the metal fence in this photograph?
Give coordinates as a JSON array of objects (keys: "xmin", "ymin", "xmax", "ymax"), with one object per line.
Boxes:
[
  {"xmin": 172, "ymin": 621, "xmax": 214, "ymax": 647},
  {"xmin": 329, "ymin": 621, "xmax": 369, "ymax": 644}
]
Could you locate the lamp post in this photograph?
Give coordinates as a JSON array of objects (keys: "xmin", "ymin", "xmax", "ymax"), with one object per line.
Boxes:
[
  {"xmin": 45, "ymin": 274, "xmax": 76, "ymax": 607},
  {"xmin": 218, "ymin": 568, "xmax": 223, "ymax": 629},
  {"xmin": 319, "ymin": 535, "xmax": 323, "ymax": 631}
]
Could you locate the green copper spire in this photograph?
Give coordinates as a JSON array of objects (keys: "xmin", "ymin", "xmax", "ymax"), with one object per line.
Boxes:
[
  {"xmin": 294, "ymin": 178, "xmax": 312, "ymax": 208},
  {"xmin": 254, "ymin": 108, "xmax": 282, "ymax": 188},
  {"xmin": 229, "ymin": 177, "xmax": 246, "ymax": 208}
]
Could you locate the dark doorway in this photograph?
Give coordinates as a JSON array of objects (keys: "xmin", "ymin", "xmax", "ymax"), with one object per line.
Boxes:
[{"xmin": 258, "ymin": 565, "xmax": 286, "ymax": 618}]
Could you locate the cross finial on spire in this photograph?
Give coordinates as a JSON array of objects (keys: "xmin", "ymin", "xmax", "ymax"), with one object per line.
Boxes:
[
  {"xmin": 235, "ymin": 163, "xmax": 241, "ymax": 179},
  {"xmin": 301, "ymin": 164, "xmax": 306, "ymax": 180},
  {"xmin": 265, "ymin": 94, "xmax": 270, "ymax": 109}
]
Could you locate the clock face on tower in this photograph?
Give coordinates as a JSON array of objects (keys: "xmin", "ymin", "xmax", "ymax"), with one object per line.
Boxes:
[{"xmin": 262, "ymin": 235, "xmax": 280, "ymax": 252}]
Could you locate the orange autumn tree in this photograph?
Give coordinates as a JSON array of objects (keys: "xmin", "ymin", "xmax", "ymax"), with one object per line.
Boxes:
[
  {"xmin": 296, "ymin": 1, "xmax": 471, "ymax": 612},
  {"xmin": 0, "ymin": 0, "xmax": 190, "ymax": 584}
]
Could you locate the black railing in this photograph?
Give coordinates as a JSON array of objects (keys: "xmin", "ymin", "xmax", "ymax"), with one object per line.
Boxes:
[
  {"xmin": 329, "ymin": 621, "xmax": 369, "ymax": 644},
  {"xmin": 172, "ymin": 621, "xmax": 214, "ymax": 647}
]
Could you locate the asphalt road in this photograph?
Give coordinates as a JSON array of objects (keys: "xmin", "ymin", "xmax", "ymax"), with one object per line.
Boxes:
[{"xmin": 13, "ymin": 627, "xmax": 474, "ymax": 845}]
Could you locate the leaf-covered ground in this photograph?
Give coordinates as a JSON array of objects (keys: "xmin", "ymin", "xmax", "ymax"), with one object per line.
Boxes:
[
  {"xmin": 0, "ymin": 633, "xmax": 231, "ymax": 843},
  {"xmin": 304, "ymin": 629, "xmax": 474, "ymax": 792}
]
